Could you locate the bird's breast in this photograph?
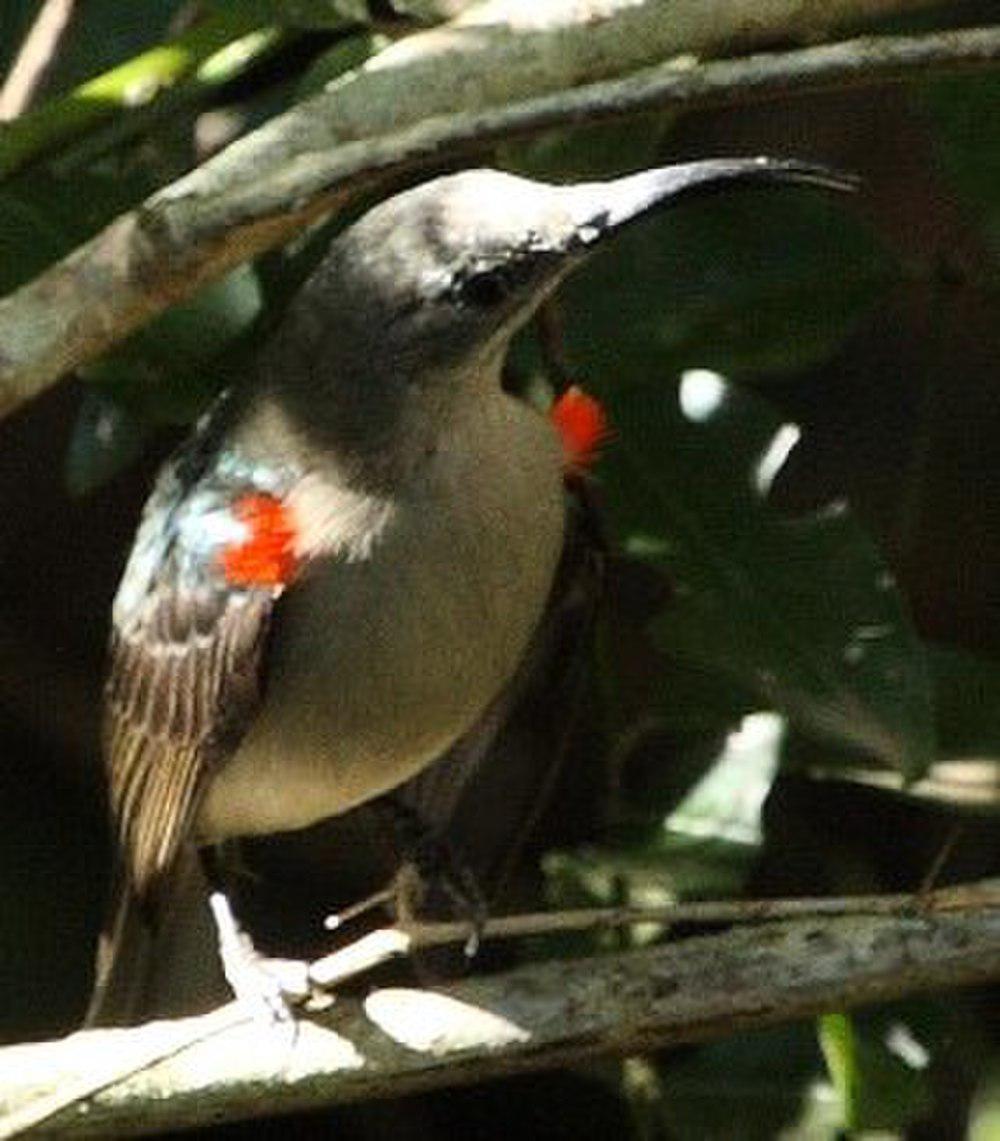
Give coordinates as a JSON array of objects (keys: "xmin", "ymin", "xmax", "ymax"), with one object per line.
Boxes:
[{"xmin": 197, "ymin": 393, "xmax": 565, "ymax": 841}]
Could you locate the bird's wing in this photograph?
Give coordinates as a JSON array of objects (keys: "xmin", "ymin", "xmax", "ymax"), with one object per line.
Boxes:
[
  {"xmin": 105, "ymin": 414, "xmax": 298, "ymax": 903},
  {"xmin": 105, "ymin": 581, "xmax": 274, "ymax": 902}
]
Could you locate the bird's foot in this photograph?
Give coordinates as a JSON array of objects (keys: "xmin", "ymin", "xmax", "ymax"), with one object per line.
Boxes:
[
  {"xmin": 208, "ymin": 891, "xmax": 322, "ymax": 1026},
  {"xmin": 395, "ymin": 835, "xmax": 488, "ymax": 958},
  {"xmin": 316, "ymin": 806, "xmax": 488, "ymax": 980}
]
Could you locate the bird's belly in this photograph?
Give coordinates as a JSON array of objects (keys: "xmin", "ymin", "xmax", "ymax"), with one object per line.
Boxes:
[{"xmin": 197, "ymin": 416, "xmax": 564, "ymax": 841}]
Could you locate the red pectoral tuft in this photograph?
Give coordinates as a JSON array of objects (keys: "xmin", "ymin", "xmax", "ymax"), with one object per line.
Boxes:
[
  {"xmin": 550, "ymin": 386, "xmax": 611, "ymax": 472},
  {"xmin": 221, "ymin": 493, "xmax": 300, "ymax": 588}
]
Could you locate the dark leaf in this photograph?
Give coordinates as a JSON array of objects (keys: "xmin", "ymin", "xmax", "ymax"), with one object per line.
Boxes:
[
  {"xmin": 563, "ymin": 184, "xmax": 894, "ymax": 379},
  {"xmin": 65, "ymin": 390, "xmax": 154, "ymax": 496},
  {"xmin": 819, "ymin": 1008, "xmax": 935, "ymax": 1132},
  {"xmin": 592, "ymin": 372, "xmax": 934, "ymax": 778}
]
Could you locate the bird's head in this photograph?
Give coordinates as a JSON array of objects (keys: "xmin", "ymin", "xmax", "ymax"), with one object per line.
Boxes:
[
  {"xmin": 320, "ymin": 159, "xmax": 852, "ymax": 374},
  {"xmin": 260, "ymin": 159, "xmax": 854, "ymax": 470}
]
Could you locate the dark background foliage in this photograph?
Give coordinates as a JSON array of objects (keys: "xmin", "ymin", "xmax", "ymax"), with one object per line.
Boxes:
[{"xmin": 1, "ymin": 2, "xmax": 999, "ymax": 1137}]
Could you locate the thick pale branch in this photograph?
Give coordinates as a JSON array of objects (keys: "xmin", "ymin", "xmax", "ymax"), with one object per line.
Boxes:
[
  {"xmin": 0, "ymin": 4, "xmax": 993, "ymax": 417},
  {"xmin": 1, "ymin": 902, "xmax": 999, "ymax": 1139}
]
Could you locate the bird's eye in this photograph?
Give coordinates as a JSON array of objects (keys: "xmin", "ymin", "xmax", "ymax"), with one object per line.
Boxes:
[{"xmin": 458, "ymin": 265, "xmax": 513, "ymax": 308}]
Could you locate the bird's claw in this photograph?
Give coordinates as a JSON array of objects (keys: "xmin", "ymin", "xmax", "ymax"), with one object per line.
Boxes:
[{"xmin": 209, "ymin": 889, "xmax": 318, "ymax": 1029}]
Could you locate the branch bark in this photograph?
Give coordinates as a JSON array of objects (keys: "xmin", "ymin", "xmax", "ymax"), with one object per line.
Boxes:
[
  {"xmin": 0, "ymin": 2, "xmax": 993, "ymax": 419},
  {"xmin": 2, "ymin": 900, "xmax": 999, "ymax": 1139}
]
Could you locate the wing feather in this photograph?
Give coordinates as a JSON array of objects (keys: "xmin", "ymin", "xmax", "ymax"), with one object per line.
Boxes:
[
  {"xmin": 105, "ymin": 586, "xmax": 275, "ymax": 901},
  {"xmin": 104, "ymin": 403, "xmax": 285, "ymax": 902}
]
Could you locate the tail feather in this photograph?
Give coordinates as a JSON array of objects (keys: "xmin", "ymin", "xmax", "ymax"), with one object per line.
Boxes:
[{"xmin": 86, "ymin": 846, "xmax": 228, "ymax": 1027}]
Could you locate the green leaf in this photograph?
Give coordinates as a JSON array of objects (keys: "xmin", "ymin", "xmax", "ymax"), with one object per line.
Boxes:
[
  {"xmin": 922, "ymin": 74, "xmax": 1000, "ymax": 270},
  {"xmin": 930, "ymin": 644, "xmax": 1000, "ymax": 758},
  {"xmin": 544, "ymin": 831, "xmax": 754, "ymax": 930},
  {"xmin": 970, "ymin": 1058, "xmax": 1000, "ymax": 1141},
  {"xmin": 562, "ymin": 184, "xmax": 894, "ymax": 378},
  {"xmin": 0, "ymin": 7, "xmax": 274, "ymax": 183},
  {"xmin": 501, "ymin": 114, "xmax": 677, "ymax": 183},
  {"xmin": 81, "ymin": 264, "xmax": 264, "ymax": 423},
  {"xmin": 627, "ymin": 1024, "xmax": 832, "ymax": 1141},
  {"xmin": 64, "ymin": 390, "xmax": 154, "ymax": 496},
  {"xmin": 9, "ymin": 0, "xmax": 178, "ymax": 95},
  {"xmin": 546, "ymin": 713, "xmax": 786, "ymax": 934},
  {"xmin": 0, "ymin": 171, "xmax": 263, "ymax": 492},
  {"xmin": 0, "ymin": 188, "xmax": 71, "ymax": 293},
  {"xmin": 295, "ymin": 31, "xmax": 388, "ymax": 98},
  {"xmin": 0, "ymin": 2, "xmax": 38, "ymax": 76},
  {"xmin": 818, "ymin": 1012, "xmax": 862, "ymax": 1130},
  {"xmin": 0, "ymin": 168, "xmax": 155, "ymax": 292},
  {"xmin": 592, "ymin": 372, "xmax": 934, "ymax": 778},
  {"xmin": 207, "ymin": 0, "xmax": 365, "ymax": 29},
  {"xmin": 818, "ymin": 1010, "xmax": 933, "ymax": 1132}
]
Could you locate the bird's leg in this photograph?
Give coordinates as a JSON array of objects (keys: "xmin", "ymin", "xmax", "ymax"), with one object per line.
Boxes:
[
  {"xmin": 381, "ymin": 799, "xmax": 488, "ymax": 957},
  {"xmin": 201, "ymin": 848, "xmax": 314, "ymax": 1022}
]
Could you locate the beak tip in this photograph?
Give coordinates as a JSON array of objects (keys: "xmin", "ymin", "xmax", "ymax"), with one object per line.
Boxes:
[{"xmin": 756, "ymin": 155, "xmax": 861, "ymax": 194}]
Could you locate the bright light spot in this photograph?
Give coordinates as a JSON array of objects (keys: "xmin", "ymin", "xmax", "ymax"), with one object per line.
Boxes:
[
  {"xmin": 624, "ymin": 533, "xmax": 671, "ymax": 559},
  {"xmin": 843, "ymin": 623, "xmax": 893, "ymax": 665},
  {"xmin": 806, "ymin": 1079, "xmax": 839, "ymax": 1106},
  {"xmin": 679, "ymin": 368, "xmax": 727, "ymax": 422},
  {"xmin": 733, "ymin": 711, "xmax": 785, "ymax": 751},
  {"xmin": 95, "ymin": 407, "xmax": 117, "ymax": 446},
  {"xmin": 666, "ymin": 711, "xmax": 785, "ymax": 846},
  {"xmin": 754, "ymin": 423, "xmax": 801, "ymax": 496},
  {"xmin": 365, "ymin": 988, "xmax": 531, "ymax": 1054},
  {"xmin": 122, "ymin": 75, "xmax": 162, "ymax": 107},
  {"xmin": 886, "ymin": 1023, "xmax": 930, "ymax": 1070},
  {"xmin": 819, "ymin": 498, "xmax": 850, "ymax": 519},
  {"xmin": 854, "ymin": 623, "xmax": 892, "ymax": 640},
  {"xmin": 199, "ymin": 30, "xmax": 279, "ymax": 83}
]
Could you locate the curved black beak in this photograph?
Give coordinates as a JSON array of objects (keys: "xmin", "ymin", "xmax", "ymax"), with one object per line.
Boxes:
[{"xmin": 563, "ymin": 156, "xmax": 858, "ymax": 248}]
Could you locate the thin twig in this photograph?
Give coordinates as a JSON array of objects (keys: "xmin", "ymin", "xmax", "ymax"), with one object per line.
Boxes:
[
  {"xmin": 310, "ymin": 878, "xmax": 1000, "ymax": 986},
  {"xmin": 433, "ymin": 877, "xmax": 1000, "ymax": 942},
  {"xmin": 918, "ymin": 823, "xmax": 966, "ymax": 897},
  {"xmin": 0, "ymin": 0, "xmax": 78, "ymax": 120},
  {"xmin": 2, "ymin": 20, "xmax": 999, "ymax": 419}
]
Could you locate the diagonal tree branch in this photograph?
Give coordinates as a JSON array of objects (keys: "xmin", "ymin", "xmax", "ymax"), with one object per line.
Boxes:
[
  {"xmin": 1, "ymin": 894, "xmax": 998, "ymax": 1139},
  {"xmin": 0, "ymin": 5, "xmax": 995, "ymax": 419}
]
